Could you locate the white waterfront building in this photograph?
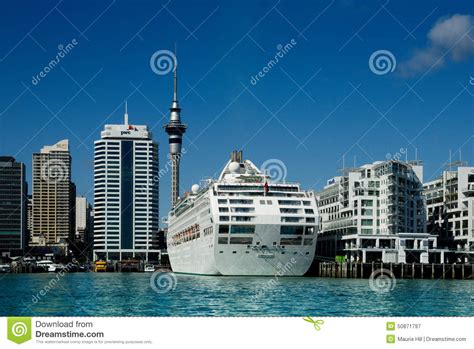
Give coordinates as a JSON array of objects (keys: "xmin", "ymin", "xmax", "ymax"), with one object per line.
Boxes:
[
  {"xmin": 93, "ymin": 108, "xmax": 160, "ymax": 261},
  {"xmin": 316, "ymin": 160, "xmax": 440, "ymax": 264},
  {"xmin": 424, "ymin": 166, "xmax": 474, "ymax": 263}
]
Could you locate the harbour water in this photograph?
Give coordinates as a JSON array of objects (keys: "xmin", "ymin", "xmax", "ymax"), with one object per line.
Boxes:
[{"xmin": 0, "ymin": 273, "xmax": 472, "ymax": 317}]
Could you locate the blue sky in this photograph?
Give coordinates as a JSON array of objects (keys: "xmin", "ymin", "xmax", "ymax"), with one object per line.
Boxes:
[{"xmin": 0, "ymin": 0, "xmax": 473, "ymax": 216}]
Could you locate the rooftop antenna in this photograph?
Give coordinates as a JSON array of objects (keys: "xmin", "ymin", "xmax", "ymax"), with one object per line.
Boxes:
[
  {"xmin": 415, "ymin": 148, "xmax": 418, "ymax": 161},
  {"xmin": 124, "ymin": 100, "xmax": 129, "ymax": 125},
  {"xmin": 353, "ymin": 155, "xmax": 356, "ymax": 167},
  {"xmin": 449, "ymin": 149, "xmax": 452, "ymax": 171},
  {"xmin": 173, "ymin": 43, "xmax": 178, "ymax": 103}
]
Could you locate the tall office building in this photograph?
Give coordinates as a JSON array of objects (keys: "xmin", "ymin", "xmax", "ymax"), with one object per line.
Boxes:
[
  {"xmin": 316, "ymin": 160, "xmax": 439, "ymax": 263},
  {"xmin": 75, "ymin": 196, "xmax": 87, "ymax": 240},
  {"xmin": 31, "ymin": 139, "xmax": 75, "ymax": 246},
  {"xmin": 0, "ymin": 157, "xmax": 27, "ymax": 256},
  {"xmin": 424, "ymin": 166, "xmax": 474, "ymax": 263},
  {"xmin": 93, "ymin": 106, "xmax": 160, "ymax": 261}
]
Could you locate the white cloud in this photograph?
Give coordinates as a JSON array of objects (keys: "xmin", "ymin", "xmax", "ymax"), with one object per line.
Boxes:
[{"xmin": 399, "ymin": 14, "xmax": 474, "ymax": 77}]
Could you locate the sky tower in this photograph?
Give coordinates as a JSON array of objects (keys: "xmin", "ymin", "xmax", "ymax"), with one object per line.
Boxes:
[{"xmin": 164, "ymin": 58, "xmax": 187, "ymax": 207}]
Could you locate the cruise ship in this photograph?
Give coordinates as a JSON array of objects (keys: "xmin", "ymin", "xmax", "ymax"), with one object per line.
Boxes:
[{"xmin": 166, "ymin": 151, "xmax": 319, "ymax": 276}]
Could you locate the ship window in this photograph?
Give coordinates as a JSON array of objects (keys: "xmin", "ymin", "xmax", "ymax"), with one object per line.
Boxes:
[
  {"xmin": 220, "ymin": 216, "xmax": 230, "ymax": 221},
  {"xmin": 218, "ymin": 237, "xmax": 228, "ymax": 244},
  {"xmin": 306, "ymin": 218, "xmax": 315, "ymax": 223},
  {"xmin": 304, "ymin": 238, "xmax": 314, "ymax": 245},
  {"xmin": 230, "ymin": 225, "xmax": 255, "ymax": 234},
  {"xmin": 278, "ymin": 200, "xmax": 301, "ymax": 206},
  {"xmin": 219, "ymin": 207, "xmax": 229, "ymax": 212},
  {"xmin": 230, "ymin": 237, "xmax": 253, "ymax": 244},
  {"xmin": 305, "ymin": 226, "xmax": 316, "ymax": 235},
  {"xmin": 302, "ymin": 201, "xmax": 311, "ymax": 206},
  {"xmin": 267, "ymin": 200, "xmax": 272, "ymax": 204},
  {"xmin": 218, "ymin": 225, "xmax": 229, "ymax": 234},
  {"xmin": 229, "ymin": 199, "xmax": 253, "ymax": 204},
  {"xmin": 218, "ymin": 199, "xmax": 227, "ymax": 204},
  {"xmin": 280, "ymin": 226, "xmax": 304, "ymax": 235},
  {"xmin": 280, "ymin": 237, "xmax": 302, "ymax": 245},
  {"xmin": 305, "ymin": 209, "xmax": 314, "ymax": 214},
  {"xmin": 260, "ymin": 200, "xmax": 265, "ymax": 204}
]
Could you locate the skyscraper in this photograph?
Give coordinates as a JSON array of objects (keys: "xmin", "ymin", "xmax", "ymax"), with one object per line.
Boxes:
[
  {"xmin": 75, "ymin": 196, "xmax": 87, "ymax": 240},
  {"xmin": 93, "ymin": 106, "xmax": 160, "ymax": 261},
  {"xmin": 0, "ymin": 157, "xmax": 27, "ymax": 256},
  {"xmin": 164, "ymin": 63, "xmax": 187, "ymax": 207},
  {"xmin": 31, "ymin": 140, "xmax": 75, "ymax": 246}
]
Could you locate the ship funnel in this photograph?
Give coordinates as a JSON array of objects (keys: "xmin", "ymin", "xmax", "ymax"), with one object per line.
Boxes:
[{"xmin": 230, "ymin": 150, "xmax": 243, "ymax": 163}]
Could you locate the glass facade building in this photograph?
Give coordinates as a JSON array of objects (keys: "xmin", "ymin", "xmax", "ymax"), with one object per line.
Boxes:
[{"xmin": 0, "ymin": 156, "xmax": 27, "ymax": 256}]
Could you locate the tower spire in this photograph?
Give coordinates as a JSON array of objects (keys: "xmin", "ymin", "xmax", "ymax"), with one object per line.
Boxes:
[
  {"xmin": 164, "ymin": 46, "xmax": 187, "ymax": 207},
  {"xmin": 173, "ymin": 44, "xmax": 178, "ymax": 103},
  {"xmin": 124, "ymin": 100, "xmax": 129, "ymax": 125}
]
